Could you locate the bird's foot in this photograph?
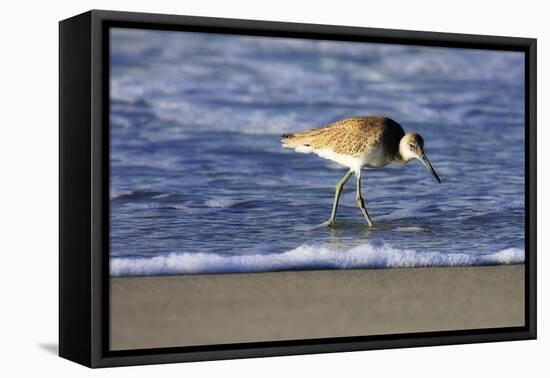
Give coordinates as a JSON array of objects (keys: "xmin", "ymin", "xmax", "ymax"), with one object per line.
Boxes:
[{"xmin": 321, "ymin": 219, "xmax": 337, "ymax": 228}]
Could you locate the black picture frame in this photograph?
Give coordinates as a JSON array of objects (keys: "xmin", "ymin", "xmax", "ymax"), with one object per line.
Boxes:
[{"xmin": 59, "ymin": 9, "xmax": 537, "ymax": 368}]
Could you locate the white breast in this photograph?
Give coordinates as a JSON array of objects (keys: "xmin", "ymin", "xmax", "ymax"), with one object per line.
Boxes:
[
  {"xmin": 313, "ymin": 149, "xmax": 365, "ymax": 174},
  {"xmin": 292, "ymin": 144, "xmax": 391, "ymax": 175}
]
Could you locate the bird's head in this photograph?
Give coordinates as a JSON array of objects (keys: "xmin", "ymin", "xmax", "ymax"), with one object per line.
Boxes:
[{"xmin": 399, "ymin": 132, "xmax": 442, "ymax": 183}]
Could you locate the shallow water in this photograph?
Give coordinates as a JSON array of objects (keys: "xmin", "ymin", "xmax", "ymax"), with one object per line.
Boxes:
[{"xmin": 109, "ymin": 28, "xmax": 525, "ymax": 276}]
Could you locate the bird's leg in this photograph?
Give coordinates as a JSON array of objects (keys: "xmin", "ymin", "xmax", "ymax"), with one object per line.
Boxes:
[
  {"xmin": 326, "ymin": 170, "xmax": 353, "ymax": 226},
  {"xmin": 355, "ymin": 171, "xmax": 374, "ymax": 227}
]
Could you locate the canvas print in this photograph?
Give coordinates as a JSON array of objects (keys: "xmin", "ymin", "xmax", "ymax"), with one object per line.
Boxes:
[{"xmin": 108, "ymin": 27, "xmax": 526, "ymax": 350}]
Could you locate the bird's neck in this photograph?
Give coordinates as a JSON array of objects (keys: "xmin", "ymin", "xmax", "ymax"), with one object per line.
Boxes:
[{"xmin": 394, "ymin": 139, "xmax": 414, "ymax": 164}]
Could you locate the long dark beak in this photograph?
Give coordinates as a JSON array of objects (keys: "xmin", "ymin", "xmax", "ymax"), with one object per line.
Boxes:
[{"xmin": 419, "ymin": 152, "xmax": 442, "ymax": 183}]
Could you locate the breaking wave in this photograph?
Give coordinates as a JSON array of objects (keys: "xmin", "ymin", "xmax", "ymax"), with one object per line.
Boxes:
[{"xmin": 110, "ymin": 241, "xmax": 524, "ymax": 277}]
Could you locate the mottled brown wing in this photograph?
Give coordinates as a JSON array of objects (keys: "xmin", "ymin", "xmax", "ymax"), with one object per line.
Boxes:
[{"xmin": 282, "ymin": 116, "xmax": 399, "ymax": 157}]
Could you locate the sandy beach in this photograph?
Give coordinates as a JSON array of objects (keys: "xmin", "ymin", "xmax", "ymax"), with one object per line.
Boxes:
[{"xmin": 110, "ymin": 265, "xmax": 524, "ymax": 351}]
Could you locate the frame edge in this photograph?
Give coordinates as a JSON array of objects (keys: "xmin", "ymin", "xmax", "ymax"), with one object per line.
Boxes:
[
  {"xmin": 526, "ymin": 38, "xmax": 537, "ymax": 339},
  {"xmin": 59, "ymin": 11, "xmax": 94, "ymax": 367}
]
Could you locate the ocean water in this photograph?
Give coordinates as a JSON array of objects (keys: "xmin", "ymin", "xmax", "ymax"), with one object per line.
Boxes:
[{"xmin": 109, "ymin": 28, "xmax": 525, "ymax": 277}]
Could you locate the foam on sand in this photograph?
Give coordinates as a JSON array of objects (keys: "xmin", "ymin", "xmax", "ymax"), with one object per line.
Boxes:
[{"xmin": 110, "ymin": 240, "xmax": 524, "ymax": 277}]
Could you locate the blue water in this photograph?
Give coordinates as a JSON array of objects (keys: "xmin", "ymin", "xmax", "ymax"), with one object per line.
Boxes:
[{"xmin": 109, "ymin": 28, "xmax": 525, "ymax": 276}]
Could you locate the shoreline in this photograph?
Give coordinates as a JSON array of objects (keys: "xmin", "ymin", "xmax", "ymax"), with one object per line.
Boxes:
[{"xmin": 110, "ymin": 265, "xmax": 524, "ymax": 351}]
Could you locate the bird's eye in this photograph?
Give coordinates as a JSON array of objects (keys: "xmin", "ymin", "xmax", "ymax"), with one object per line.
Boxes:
[{"xmin": 409, "ymin": 143, "xmax": 415, "ymax": 148}]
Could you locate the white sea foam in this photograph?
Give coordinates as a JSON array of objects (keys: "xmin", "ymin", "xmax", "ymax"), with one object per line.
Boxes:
[
  {"xmin": 110, "ymin": 190, "xmax": 134, "ymax": 200},
  {"xmin": 110, "ymin": 241, "xmax": 524, "ymax": 277},
  {"xmin": 204, "ymin": 198, "xmax": 244, "ymax": 208},
  {"xmin": 394, "ymin": 226, "xmax": 429, "ymax": 232},
  {"xmin": 110, "ymin": 29, "xmax": 525, "ymax": 135}
]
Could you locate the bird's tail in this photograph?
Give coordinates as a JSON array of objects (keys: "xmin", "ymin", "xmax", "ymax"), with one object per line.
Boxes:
[
  {"xmin": 281, "ymin": 132, "xmax": 314, "ymax": 153},
  {"xmin": 280, "ymin": 133, "xmax": 297, "ymax": 147}
]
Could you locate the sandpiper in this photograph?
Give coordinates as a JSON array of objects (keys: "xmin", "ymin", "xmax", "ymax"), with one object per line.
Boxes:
[{"xmin": 281, "ymin": 115, "xmax": 441, "ymax": 227}]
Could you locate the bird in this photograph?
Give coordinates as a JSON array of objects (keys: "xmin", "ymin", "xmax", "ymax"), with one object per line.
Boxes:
[{"xmin": 281, "ymin": 115, "xmax": 441, "ymax": 227}]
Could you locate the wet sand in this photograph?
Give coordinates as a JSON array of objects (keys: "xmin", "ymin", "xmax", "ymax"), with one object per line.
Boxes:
[{"xmin": 110, "ymin": 265, "xmax": 524, "ymax": 351}]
